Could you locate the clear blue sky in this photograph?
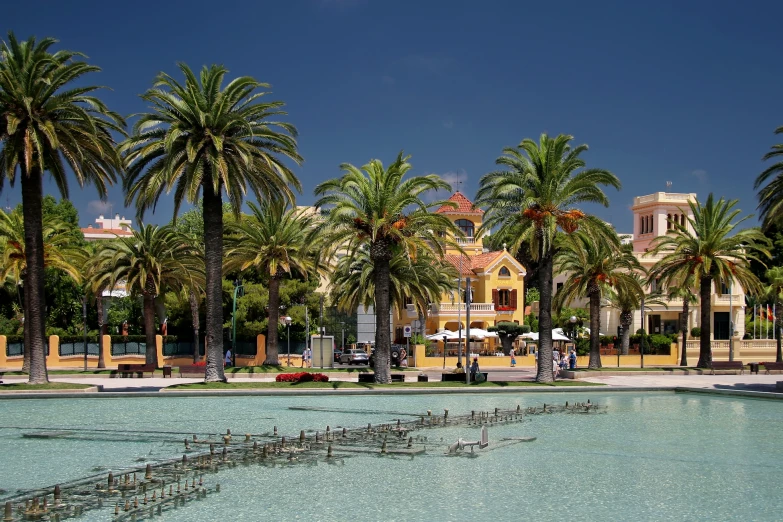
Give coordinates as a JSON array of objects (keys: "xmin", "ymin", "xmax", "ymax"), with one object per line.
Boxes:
[{"xmin": 4, "ymin": 0, "xmax": 782, "ymax": 231}]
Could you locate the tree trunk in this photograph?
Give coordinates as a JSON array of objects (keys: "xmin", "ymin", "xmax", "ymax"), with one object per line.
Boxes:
[
  {"xmin": 776, "ymin": 299, "xmax": 782, "ymax": 363},
  {"xmin": 22, "ymin": 279, "xmax": 30, "ymax": 373},
  {"xmin": 697, "ymin": 276, "xmax": 712, "ymax": 368},
  {"xmin": 21, "ymin": 169, "xmax": 48, "ymax": 384},
  {"xmin": 96, "ymin": 291, "xmax": 106, "ymax": 368},
  {"xmin": 143, "ymin": 284, "xmax": 157, "ymax": 367},
  {"xmin": 202, "ymin": 180, "xmax": 225, "ymax": 382},
  {"xmin": 620, "ymin": 310, "xmax": 632, "ymax": 355},
  {"xmin": 588, "ymin": 288, "xmax": 602, "ymax": 369},
  {"xmin": 264, "ymin": 277, "xmax": 282, "ymax": 365},
  {"xmin": 500, "ymin": 335, "xmax": 513, "ymax": 355},
  {"xmin": 680, "ymin": 298, "xmax": 689, "ymax": 367},
  {"xmin": 189, "ymin": 290, "xmax": 201, "ymax": 363},
  {"xmin": 373, "ymin": 254, "xmax": 392, "ymax": 384},
  {"xmin": 535, "ymin": 245, "xmax": 554, "ymax": 382}
]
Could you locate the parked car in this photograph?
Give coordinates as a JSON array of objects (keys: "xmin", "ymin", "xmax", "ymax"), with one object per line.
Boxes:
[
  {"xmin": 369, "ymin": 344, "xmax": 405, "ymax": 368},
  {"xmin": 339, "ymin": 349, "xmax": 370, "ymax": 365}
]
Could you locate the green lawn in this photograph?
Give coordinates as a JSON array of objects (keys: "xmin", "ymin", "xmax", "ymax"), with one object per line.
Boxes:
[
  {"xmin": 0, "ymin": 382, "xmax": 94, "ymax": 390},
  {"xmin": 169, "ymin": 380, "xmax": 604, "ymax": 390}
]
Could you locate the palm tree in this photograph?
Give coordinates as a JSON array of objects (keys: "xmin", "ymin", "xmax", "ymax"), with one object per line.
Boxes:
[
  {"xmin": 330, "ymin": 247, "xmax": 457, "ymax": 321},
  {"xmin": 91, "ymin": 225, "xmax": 203, "ymax": 366},
  {"xmin": 764, "ymin": 266, "xmax": 783, "ymax": 363},
  {"xmin": 476, "ymin": 134, "xmax": 621, "ymax": 381},
  {"xmin": 224, "ymin": 201, "xmax": 322, "ymax": 366},
  {"xmin": 554, "ymin": 232, "xmax": 641, "ymax": 368},
  {"xmin": 755, "ymin": 125, "xmax": 783, "ymax": 230},
  {"xmin": 664, "ymin": 275, "xmax": 698, "ymax": 366},
  {"xmin": 122, "ymin": 64, "xmax": 302, "ymax": 382},
  {"xmin": 314, "ymin": 152, "xmax": 458, "ymax": 383},
  {"xmin": 601, "ymin": 273, "xmax": 661, "ymax": 356},
  {"xmin": 648, "ymin": 195, "xmax": 770, "ymax": 368},
  {"xmin": 0, "ymin": 33, "xmax": 124, "ymax": 383},
  {"xmin": 0, "ymin": 209, "xmax": 87, "ymax": 371},
  {"xmin": 83, "ymin": 242, "xmax": 108, "ymax": 368}
]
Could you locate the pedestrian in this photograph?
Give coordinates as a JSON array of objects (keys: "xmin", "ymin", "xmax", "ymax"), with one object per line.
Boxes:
[
  {"xmin": 302, "ymin": 347, "xmax": 312, "ymax": 368},
  {"xmin": 224, "ymin": 348, "xmax": 232, "ymax": 367},
  {"xmin": 510, "ymin": 348, "xmax": 516, "ymax": 367},
  {"xmin": 569, "ymin": 349, "xmax": 577, "ymax": 369},
  {"xmin": 552, "ymin": 354, "xmax": 559, "ymax": 380},
  {"xmin": 470, "ymin": 357, "xmax": 480, "ymax": 381},
  {"xmin": 454, "ymin": 362, "xmax": 465, "ymax": 374},
  {"xmin": 399, "ymin": 347, "xmax": 408, "ymax": 367}
]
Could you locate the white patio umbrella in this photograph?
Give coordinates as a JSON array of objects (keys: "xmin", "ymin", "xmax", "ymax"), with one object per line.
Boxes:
[
  {"xmin": 520, "ymin": 331, "xmax": 571, "ymax": 342},
  {"xmin": 426, "ymin": 330, "xmax": 458, "ymax": 340},
  {"xmin": 467, "ymin": 328, "xmax": 498, "ymax": 339}
]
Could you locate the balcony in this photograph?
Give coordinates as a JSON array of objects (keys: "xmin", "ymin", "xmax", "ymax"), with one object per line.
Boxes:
[
  {"xmin": 456, "ymin": 236, "xmax": 477, "ymax": 245},
  {"xmin": 712, "ymin": 294, "xmax": 742, "ymax": 306},
  {"xmin": 429, "ymin": 303, "xmax": 496, "ymax": 315}
]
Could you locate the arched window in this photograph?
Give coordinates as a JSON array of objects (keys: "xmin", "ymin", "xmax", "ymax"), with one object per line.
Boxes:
[
  {"xmin": 455, "ymin": 219, "xmax": 474, "ymax": 237},
  {"xmin": 499, "ymin": 266, "xmax": 510, "ymax": 277},
  {"xmin": 667, "ymin": 214, "xmax": 672, "ymax": 230},
  {"xmin": 639, "ymin": 216, "xmax": 644, "ymax": 234},
  {"xmin": 681, "ymin": 214, "xmax": 686, "ymax": 227}
]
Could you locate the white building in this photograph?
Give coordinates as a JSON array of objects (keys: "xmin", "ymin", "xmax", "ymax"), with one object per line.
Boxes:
[{"xmin": 80, "ymin": 214, "xmax": 134, "ymax": 242}]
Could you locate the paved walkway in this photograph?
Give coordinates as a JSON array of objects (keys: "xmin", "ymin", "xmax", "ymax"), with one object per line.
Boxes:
[{"xmin": 2, "ymin": 368, "xmax": 781, "ymax": 393}]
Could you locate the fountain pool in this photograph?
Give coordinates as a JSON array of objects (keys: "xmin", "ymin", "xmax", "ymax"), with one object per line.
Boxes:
[{"xmin": 1, "ymin": 391, "xmax": 782, "ymax": 521}]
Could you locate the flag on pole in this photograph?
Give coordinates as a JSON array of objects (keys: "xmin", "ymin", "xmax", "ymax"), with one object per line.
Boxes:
[
  {"xmin": 774, "ymin": 303, "xmax": 777, "ymax": 340},
  {"xmin": 767, "ymin": 305, "xmax": 771, "ymax": 339}
]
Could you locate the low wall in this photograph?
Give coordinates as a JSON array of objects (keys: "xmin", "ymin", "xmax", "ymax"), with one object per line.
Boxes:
[
  {"xmin": 0, "ymin": 334, "xmax": 268, "ymax": 370},
  {"xmin": 685, "ymin": 340, "xmax": 780, "ymax": 365}
]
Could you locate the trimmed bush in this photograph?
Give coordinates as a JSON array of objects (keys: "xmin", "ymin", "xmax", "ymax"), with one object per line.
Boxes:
[
  {"xmin": 690, "ymin": 327, "xmax": 701, "ymax": 338},
  {"xmin": 275, "ymin": 372, "xmax": 329, "ymax": 383}
]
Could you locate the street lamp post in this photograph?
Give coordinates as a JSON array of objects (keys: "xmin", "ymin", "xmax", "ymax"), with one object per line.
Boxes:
[
  {"xmin": 442, "ymin": 335, "xmax": 447, "ymax": 369},
  {"xmin": 285, "ymin": 316, "xmax": 292, "ymax": 367},
  {"xmin": 83, "ymin": 297, "xmax": 88, "ymax": 371},
  {"xmin": 340, "ymin": 321, "xmax": 345, "ymax": 352},
  {"xmin": 231, "ymin": 280, "xmax": 244, "ymax": 367}
]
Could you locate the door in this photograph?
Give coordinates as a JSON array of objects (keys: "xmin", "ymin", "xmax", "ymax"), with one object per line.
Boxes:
[
  {"xmin": 648, "ymin": 315, "xmax": 661, "ymax": 335},
  {"xmin": 714, "ymin": 312, "xmax": 730, "ymax": 340}
]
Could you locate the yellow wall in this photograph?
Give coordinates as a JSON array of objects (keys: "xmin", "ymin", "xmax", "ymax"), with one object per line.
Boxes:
[{"xmin": 0, "ymin": 334, "xmax": 269, "ymax": 370}]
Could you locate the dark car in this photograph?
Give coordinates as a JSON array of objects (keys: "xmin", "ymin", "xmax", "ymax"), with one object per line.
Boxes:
[
  {"xmin": 369, "ymin": 344, "xmax": 406, "ymax": 368},
  {"xmin": 339, "ymin": 349, "xmax": 370, "ymax": 365}
]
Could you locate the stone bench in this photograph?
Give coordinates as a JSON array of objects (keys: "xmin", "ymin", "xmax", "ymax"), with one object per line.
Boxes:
[
  {"xmin": 178, "ymin": 365, "xmax": 205, "ymax": 377},
  {"xmin": 441, "ymin": 372, "xmax": 487, "ymax": 382},
  {"xmin": 763, "ymin": 362, "xmax": 783, "ymax": 374}
]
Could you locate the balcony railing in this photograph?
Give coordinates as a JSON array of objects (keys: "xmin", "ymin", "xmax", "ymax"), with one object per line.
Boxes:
[
  {"xmin": 712, "ymin": 294, "xmax": 741, "ymax": 306},
  {"xmin": 429, "ymin": 303, "xmax": 495, "ymax": 314},
  {"xmin": 456, "ymin": 236, "xmax": 477, "ymax": 245}
]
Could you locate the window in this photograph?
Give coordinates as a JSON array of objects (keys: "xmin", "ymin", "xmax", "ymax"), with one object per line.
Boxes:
[
  {"xmin": 455, "ymin": 219, "xmax": 474, "ymax": 237},
  {"xmin": 492, "ymin": 288, "xmax": 517, "ymax": 310},
  {"xmin": 499, "ymin": 266, "xmax": 511, "ymax": 277},
  {"xmin": 650, "ymin": 278, "xmax": 661, "ymax": 293}
]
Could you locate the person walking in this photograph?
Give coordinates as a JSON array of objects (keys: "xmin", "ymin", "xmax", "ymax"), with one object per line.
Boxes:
[
  {"xmin": 224, "ymin": 348, "xmax": 232, "ymax": 367},
  {"xmin": 302, "ymin": 347, "xmax": 312, "ymax": 368},
  {"xmin": 510, "ymin": 348, "xmax": 516, "ymax": 367},
  {"xmin": 552, "ymin": 353, "xmax": 559, "ymax": 380},
  {"xmin": 569, "ymin": 349, "xmax": 577, "ymax": 370},
  {"xmin": 470, "ymin": 357, "xmax": 480, "ymax": 381}
]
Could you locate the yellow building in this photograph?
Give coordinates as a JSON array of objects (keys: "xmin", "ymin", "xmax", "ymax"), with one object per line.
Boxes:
[{"xmin": 392, "ymin": 192, "xmax": 527, "ymax": 349}]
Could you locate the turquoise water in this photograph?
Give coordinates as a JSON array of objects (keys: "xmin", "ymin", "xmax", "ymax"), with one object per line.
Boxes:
[{"xmin": 1, "ymin": 391, "xmax": 782, "ymax": 521}]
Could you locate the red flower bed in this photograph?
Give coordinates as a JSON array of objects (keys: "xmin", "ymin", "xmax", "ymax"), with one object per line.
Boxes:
[{"xmin": 275, "ymin": 372, "xmax": 329, "ymax": 383}]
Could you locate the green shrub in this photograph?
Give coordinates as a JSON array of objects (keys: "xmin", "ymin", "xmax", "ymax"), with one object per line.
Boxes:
[
  {"xmin": 636, "ymin": 328, "xmax": 646, "ymax": 335},
  {"xmin": 649, "ymin": 334, "xmax": 673, "ymax": 354},
  {"xmin": 575, "ymin": 338, "xmax": 590, "ymax": 356},
  {"xmin": 690, "ymin": 327, "xmax": 701, "ymax": 338}
]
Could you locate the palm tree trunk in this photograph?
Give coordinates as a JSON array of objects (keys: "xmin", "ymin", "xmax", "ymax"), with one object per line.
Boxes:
[
  {"xmin": 22, "ymin": 280, "xmax": 30, "ymax": 373},
  {"xmin": 264, "ymin": 277, "xmax": 282, "ymax": 366},
  {"xmin": 189, "ymin": 290, "xmax": 201, "ymax": 363},
  {"xmin": 143, "ymin": 288, "xmax": 157, "ymax": 367},
  {"xmin": 698, "ymin": 276, "xmax": 712, "ymax": 368},
  {"xmin": 373, "ymin": 255, "xmax": 392, "ymax": 384},
  {"xmin": 21, "ymin": 168, "xmax": 48, "ymax": 384},
  {"xmin": 620, "ymin": 311, "xmax": 631, "ymax": 355},
  {"xmin": 202, "ymin": 180, "xmax": 225, "ymax": 382},
  {"xmin": 588, "ymin": 289, "xmax": 602, "ymax": 369},
  {"xmin": 680, "ymin": 299, "xmax": 689, "ymax": 367},
  {"xmin": 535, "ymin": 245, "xmax": 554, "ymax": 382},
  {"xmin": 96, "ymin": 291, "xmax": 106, "ymax": 368}
]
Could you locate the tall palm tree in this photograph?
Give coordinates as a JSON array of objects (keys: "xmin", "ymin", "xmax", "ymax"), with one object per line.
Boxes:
[
  {"xmin": 91, "ymin": 225, "xmax": 203, "ymax": 366},
  {"xmin": 314, "ymin": 152, "xmax": 458, "ymax": 383},
  {"xmin": 664, "ymin": 275, "xmax": 698, "ymax": 366},
  {"xmin": 0, "ymin": 33, "xmax": 124, "ymax": 383},
  {"xmin": 0, "ymin": 209, "xmax": 86, "ymax": 371},
  {"xmin": 755, "ymin": 125, "xmax": 783, "ymax": 230},
  {"xmin": 122, "ymin": 64, "xmax": 302, "ymax": 381},
  {"xmin": 648, "ymin": 195, "xmax": 770, "ymax": 368},
  {"xmin": 330, "ymin": 247, "xmax": 457, "ymax": 321},
  {"xmin": 601, "ymin": 273, "xmax": 661, "ymax": 356},
  {"xmin": 224, "ymin": 201, "xmax": 322, "ymax": 366},
  {"xmin": 476, "ymin": 134, "xmax": 620, "ymax": 381},
  {"xmin": 83, "ymin": 242, "xmax": 107, "ymax": 368},
  {"xmin": 554, "ymin": 232, "xmax": 641, "ymax": 368},
  {"xmin": 764, "ymin": 266, "xmax": 783, "ymax": 363}
]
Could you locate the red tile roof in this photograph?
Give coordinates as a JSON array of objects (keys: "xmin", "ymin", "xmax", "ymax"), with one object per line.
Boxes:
[
  {"xmin": 81, "ymin": 227, "xmax": 133, "ymax": 236},
  {"xmin": 443, "ymin": 251, "xmax": 503, "ymax": 276},
  {"xmin": 435, "ymin": 192, "xmax": 483, "ymax": 214}
]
